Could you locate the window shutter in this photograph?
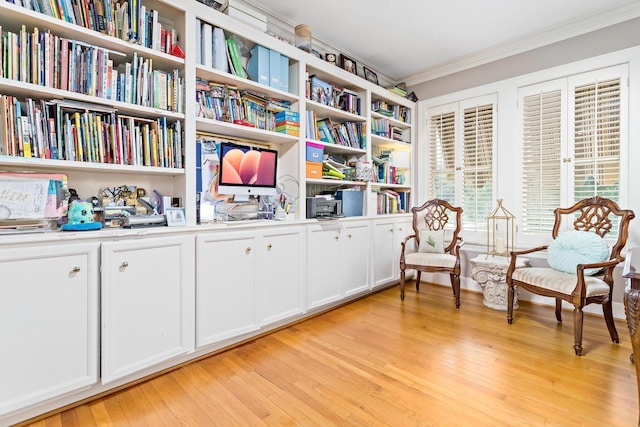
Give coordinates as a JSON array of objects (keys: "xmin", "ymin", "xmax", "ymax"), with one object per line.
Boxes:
[
  {"xmin": 573, "ymin": 78, "xmax": 620, "ymax": 202},
  {"xmin": 521, "ymin": 90, "xmax": 562, "ymax": 233},
  {"xmin": 462, "ymin": 104, "xmax": 493, "ymax": 231},
  {"xmin": 428, "ymin": 111, "xmax": 456, "ymax": 204}
]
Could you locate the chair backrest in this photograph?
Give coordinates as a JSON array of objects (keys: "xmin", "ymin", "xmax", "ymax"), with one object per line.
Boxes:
[
  {"xmin": 411, "ymin": 199, "xmax": 463, "ymax": 253},
  {"xmin": 552, "ymin": 196, "xmax": 635, "ymax": 261}
]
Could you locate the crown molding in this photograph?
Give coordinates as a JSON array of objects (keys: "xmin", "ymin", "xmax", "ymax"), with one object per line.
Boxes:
[
  {"xmin": 241, "ymin": 0, "xmax": 397, "ymax": 88},
  {"xmin": 403, "ymin": 1, "xmax": 640, "ymax": 86}
]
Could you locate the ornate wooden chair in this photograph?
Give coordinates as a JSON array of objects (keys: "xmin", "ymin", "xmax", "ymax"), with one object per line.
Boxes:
[
  {"xmin": 506, "ymin": 196, "xmax": 635, "ymax": 355},
  {"xmin": 399, "ymin": 199, "xmax": 464, "ymax": 307}
]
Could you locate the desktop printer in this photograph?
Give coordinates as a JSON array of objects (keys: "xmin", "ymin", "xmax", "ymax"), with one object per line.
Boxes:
[{"xmin": 306, "ymin": 197, "xmax": 343, "ymax": 219}]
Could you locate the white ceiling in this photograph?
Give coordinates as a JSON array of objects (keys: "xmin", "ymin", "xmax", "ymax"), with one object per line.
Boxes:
[{"xmin": 244, "ymin": 0, "xmax": 640, "ymax": 84}]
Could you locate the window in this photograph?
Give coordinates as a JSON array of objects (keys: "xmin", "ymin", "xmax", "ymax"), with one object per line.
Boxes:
[
  {"xmin": 428, "ymin": 110, "xmax": 455, "ymax": 204},
  {"xmin": 427, "ymin": 95, "xmax": 496, "ymax": 234},
  {"xmin": 518, "ymin": 65, "xmax": 627, "ymax": 237},
  {"xmin": 462, "ymin": 104, "xmax": 493, "ymax": 231}
]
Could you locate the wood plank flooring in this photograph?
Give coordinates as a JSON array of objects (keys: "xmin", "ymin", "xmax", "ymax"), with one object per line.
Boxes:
[{"xmin": 24, "ymin": 282, "xmax": 639, "ymax": 426}]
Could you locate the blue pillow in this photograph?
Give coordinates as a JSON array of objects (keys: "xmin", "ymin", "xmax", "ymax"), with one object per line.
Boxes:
[{"xmin": 547, "ymin": 230, "xmax": 610, "ymax": 275}]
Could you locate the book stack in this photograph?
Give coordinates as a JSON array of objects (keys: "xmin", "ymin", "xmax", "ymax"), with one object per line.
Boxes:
[
  {"xmin": 387, "ymin": 83, "xmax": 407, "ymax": 98},
  {"xmin": 0, "ymin": 27, "xmax": 183, "ymax": 112},
  {"xmin": 12, "ymin": 0, "xmax": 183, "ymax": 56},
  {"xmin": 195, "ymin": 78, "xmax": 292, "ymax": 132},
  {"xmin": 0, "ymin": 96, "xmax": 183, "ymax": 168},
  {"xmin": 275, "ymin": 111, "xmax": 300, "ymax": 136}
]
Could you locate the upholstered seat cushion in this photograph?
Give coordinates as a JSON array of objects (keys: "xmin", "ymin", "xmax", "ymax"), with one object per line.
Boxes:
[
  {"xmin": 512, "ymin": 267, "xmax": 610, "ymax": 297},
  {"xmin": 405, "ymin": 252, "xmax": 457, "ymax": 268}
]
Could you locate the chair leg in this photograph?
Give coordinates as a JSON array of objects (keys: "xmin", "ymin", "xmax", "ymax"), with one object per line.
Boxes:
[
  {"xmin": 415, "ymin": 272, "xmax": 421, "ymax": 292},
  {"xmin": 555, "ymin": 298, "xmax": 563, "ymax": 323},
  {"xmin": 603, "ymin": 299, "xmax": 620, "ymax": 343},
  {"xmin": 507, "ymin": 283, "xmax": 515, "ymax": 324},
  {"xmin": 573, "ymin": 308, "xmax": 584, "ymax": 356},
  {"xmin": 450, "ymin": 273, "xmax": 461, "ymax": 309},
  {"xmin": 400, "ymin": 269, "xmax": 405, "ymax": 301}
]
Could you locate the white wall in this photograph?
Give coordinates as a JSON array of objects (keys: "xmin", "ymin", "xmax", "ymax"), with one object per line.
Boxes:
[{"xmin": 409, "ymin": 25, "xmax": 640, "ymax": 313}]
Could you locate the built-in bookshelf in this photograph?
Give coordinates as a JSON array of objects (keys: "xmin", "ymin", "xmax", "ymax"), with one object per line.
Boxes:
[
  {"xmin": 0, "ymin": 0, "xmax": 187, "ymax": 202},
  {"xmin": 369, "ymin": 89, "xmax": 414, "ymax": 214},
  {"xmin": 0, "ymin": 0, "xmax": 414, "ymax": 225}
]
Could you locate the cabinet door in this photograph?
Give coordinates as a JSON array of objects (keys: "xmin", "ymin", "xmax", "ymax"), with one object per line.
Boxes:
[
  {"xmin": 342, "ymin": 222, "xmax": 371, "ymax": 296},
  {"xmin": 372, "ymin": 219, "xmax": 396, "ymax": 287},
  {"xmin": 0, "ymin": 243, "xmax": 99, "ymax": 415},
  {"xmin": 306, "ymin": 224, "xmax": 342, "ymax": 310},
  {"xmin": 101, "ymin": 236, "xmax": 195, "ymax": 384},
  {"xmin": 395, "ymin": 218, "xmax": 415, "ymax": 279},
  {"xmin": 197, "ymin": 231, "xmax": 258, "ymax": 347},
  {"xmin": 259, "ymin": 227, "xmax": 306, "ymax": 326}
]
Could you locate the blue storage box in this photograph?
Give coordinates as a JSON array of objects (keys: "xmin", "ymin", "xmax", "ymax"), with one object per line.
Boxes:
[
  {"xmin": 306, "ymin": 142, "xmax": 323, "ymax": 163},
  {"xmin": 336, "ymin": 190, "xmax": 364, "ymax": 217}
]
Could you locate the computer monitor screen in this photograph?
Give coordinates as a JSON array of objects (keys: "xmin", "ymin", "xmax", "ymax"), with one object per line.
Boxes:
[{"xmin": 217, "ymin": 141, "xmax": 278, "ymax": 197}]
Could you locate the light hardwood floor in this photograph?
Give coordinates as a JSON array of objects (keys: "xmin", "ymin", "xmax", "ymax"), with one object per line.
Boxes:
[{"xmin": 24, "ymin": 282, "xmax": 639, "ymax": 426}]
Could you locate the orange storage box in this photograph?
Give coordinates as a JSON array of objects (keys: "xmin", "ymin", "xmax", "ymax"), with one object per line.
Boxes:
[{"xmin": 306, "ymin": 161, "xmax": 323, "ymax": 179}]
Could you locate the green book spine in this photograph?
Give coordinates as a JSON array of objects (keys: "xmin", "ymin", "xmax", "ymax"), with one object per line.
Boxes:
[{"xmin": 226, "ymin": 38, "xmax": 246, "ymax": 78}]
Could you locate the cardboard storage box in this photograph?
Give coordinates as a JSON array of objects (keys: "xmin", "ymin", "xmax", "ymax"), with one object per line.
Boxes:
[
  {"xmin": 306, "ymin": 161, "xmax": 322, "ymax": 179},
  {"xmin": 306, "ymin": 142, "xmax": 323, "ymax": 163}
]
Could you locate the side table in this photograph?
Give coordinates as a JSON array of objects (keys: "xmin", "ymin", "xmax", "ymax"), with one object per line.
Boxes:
[{"xmin": 470, "ymin": 255, "xmax": 530, "ymax": 311}]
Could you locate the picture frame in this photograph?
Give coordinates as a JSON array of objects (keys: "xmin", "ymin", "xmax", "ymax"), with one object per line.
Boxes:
[
  {"xmin": 339, "ymin": 54, "xmax": 357, "ymax": 75},
  {"xmin": 363, "ymin": 67, "xmax": 378, "ymax": 85},
  {"xmin": 165, "ymin": 207, "xmax": 187, "ymax": 226}
]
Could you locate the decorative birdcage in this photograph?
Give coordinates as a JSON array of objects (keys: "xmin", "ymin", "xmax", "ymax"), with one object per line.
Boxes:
[{"xmin": 486, "ymin": 199, "xmax": 515, "ymax": 258}]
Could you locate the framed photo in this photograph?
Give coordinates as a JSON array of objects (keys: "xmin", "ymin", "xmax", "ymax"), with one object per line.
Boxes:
[
  {"xmin": 165, "ymin": 207, "xmax": 187, "ymax": 226},
  {"xmin": 340, "ymin": 54, "xmax": 357, "ymax": 75},
  {"xmin": 363, "ymin": 67, "xmax": 378, "ymax": 85}
]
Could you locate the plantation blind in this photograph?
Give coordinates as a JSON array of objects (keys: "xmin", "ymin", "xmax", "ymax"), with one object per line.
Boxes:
[
  {"xmin": 521, "ymin": 90, "xmax": 562, "ymax": 233},
  {"xmin": 462, "ymin": 104, "xmax": 493, "ymax": 231},
  {"xmin": 573, "ymin": 78, "xmax": 621, "ymax": 202},
  {"xmin": 428, "ymin": 111, "xmax": 456, "ymax": 204}
]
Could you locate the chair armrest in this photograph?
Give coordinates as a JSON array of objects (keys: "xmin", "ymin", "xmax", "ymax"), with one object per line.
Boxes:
[
  {"xmin": 578, "ymin": 257, "xmax": 622, "ymax": 272},
  {"xmin": 450, "ymin": 237, "xmax": 464, "ymax": 256},
  {"xmin": 507, "ymin": 245, "xmax": 548, "ymax": 279},
  {"xmin": 400, "ymin": 234, "xmax": 417, "ymax": 262}
]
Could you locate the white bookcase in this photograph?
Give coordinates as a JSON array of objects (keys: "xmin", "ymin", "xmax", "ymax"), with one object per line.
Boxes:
[
  {"xmin": 0, "ymin": 0, "xmax": 414, "ymax": 223},
  {"xmin": 0, "ymin": 1, "xmax": 415, "ymax": 423}
]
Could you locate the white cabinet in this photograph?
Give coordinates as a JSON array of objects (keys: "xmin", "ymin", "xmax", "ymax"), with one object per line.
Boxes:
[
  {"xmin": 307, "ymin": 221, "xmax": 370, "ymax": 310},
  {"xmin": 342, "ymin": 222, "xmax": 371, "ymax": 296},
  {"xmin": 0, "ymin": 242, "xmax": 99, "ymax": 416},
  {"xmin": 101, "ymin": 235, "xmax": 195, "ymax": 384},
  {"xmin": 372, "ymin": 216, "xmax": 413, "ymax": 288},
  {"xmin": 197, "ymin": 230, "xmax": 259, "ymax": 347},
  {"xmin": 197, "ymin": 225, "xmax": 306, "ymax": 347},
  {"xmin": 259, "ymin": 226, "xmax": 306, "ymax": 326},
  {"xmin": 372, "ymin": 218, "xmax": 396, "ymax": 287}
]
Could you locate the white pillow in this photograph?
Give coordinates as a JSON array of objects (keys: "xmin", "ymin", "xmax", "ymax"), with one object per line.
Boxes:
[
  {"xmin": 547, "ymin": 230, "xmax": 610, "ymax": 275},
  {"xmin": 419, "ymin": 229, "xmax": 445, "ymax": 254}
]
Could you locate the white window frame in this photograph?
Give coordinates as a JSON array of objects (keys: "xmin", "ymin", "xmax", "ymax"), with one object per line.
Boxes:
[
  {"xmin": 425, "ymin": 94, "xmax": 497, "ymax": 242},
  {"xmin": 516, "ymin": 64, "xmax": 629, "ymax": 246}
]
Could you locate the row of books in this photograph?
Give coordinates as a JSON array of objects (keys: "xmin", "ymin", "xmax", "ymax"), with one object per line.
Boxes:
[
  {"xmin": 375, "ymin": 189, "xmax": 410, "ymax": 214},
  {"xmin": 6, "ymin": 0, "xmax": 183, "ymax": 56},
  {"xmin": 371, "ymin": 118, "xmax": 409, "ymax": 142},
  {"xmin": 195, "ymin": 78, "xmax": 293, "ymax": 132},
  {"xmin": 307, "ymin": 74, "xmax": 361, "ymax": 115},
  {"xmin": 304, "ymin": 110, "xmax": 366, "ymax": 150},
  {"xmin": 372, "ymin": 153, "xmax": 404, "ymax": 185},
  {"xmin": 0, "ymin": 26, "xmax": 184, "ymax": 112},
  {"xmin": 0, "ymin": 95, "xmax": 183, "ymax": 168},
  {"xmin": 372, "ymin": 100, "xmax": 410, "ymax": 123}
]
